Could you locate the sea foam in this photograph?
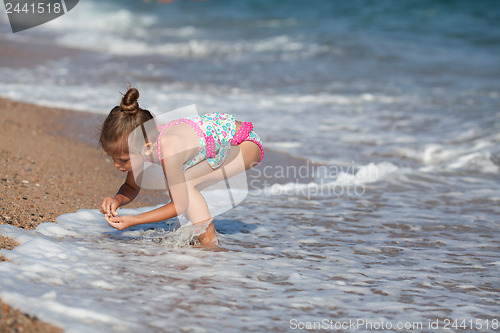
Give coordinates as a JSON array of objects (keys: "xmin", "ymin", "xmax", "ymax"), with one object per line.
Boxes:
[{"xmin": 261, "ymin": 161, "xmax": 402, "ymax": 197}]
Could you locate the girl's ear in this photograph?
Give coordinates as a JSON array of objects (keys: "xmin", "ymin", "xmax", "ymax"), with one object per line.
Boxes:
[{"xmin": 144, "ymin": 142, "xmax": 153, "ymax": 156}]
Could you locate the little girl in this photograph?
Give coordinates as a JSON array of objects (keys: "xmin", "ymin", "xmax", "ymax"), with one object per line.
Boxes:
[{"xmin": 98, "ymin": 87, "xmax": 264, "ymax": 246}]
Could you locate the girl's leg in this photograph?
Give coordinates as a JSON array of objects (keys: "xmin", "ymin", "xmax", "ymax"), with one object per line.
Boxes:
[{"xmin": 183, "ymin": 141, "xmax": 262, "ymax": 245}]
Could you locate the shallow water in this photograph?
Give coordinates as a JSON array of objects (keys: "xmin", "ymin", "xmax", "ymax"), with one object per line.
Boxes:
[
  {"xmin": 1, "ymin": 164, "xmax": 499, "ymax": 332},
  {"xmin": 0, "ymin": 0, "xmax": 499, "ymax": 331}
]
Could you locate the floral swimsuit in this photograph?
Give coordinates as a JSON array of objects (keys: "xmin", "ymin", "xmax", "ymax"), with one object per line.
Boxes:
[{"xmin": 156, "ymin": 113, "xmax": 264, "ymax": 171}]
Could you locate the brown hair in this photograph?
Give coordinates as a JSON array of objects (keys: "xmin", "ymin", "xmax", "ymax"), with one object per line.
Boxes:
[{"xmin": 99, "ymin": 87, "xmax": 154, "ymax": 155}]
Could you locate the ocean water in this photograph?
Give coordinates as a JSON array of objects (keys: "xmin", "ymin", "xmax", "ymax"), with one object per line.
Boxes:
[{"xmin": 0, "ymin": 0, "xmax": 500, "ymax": 331}]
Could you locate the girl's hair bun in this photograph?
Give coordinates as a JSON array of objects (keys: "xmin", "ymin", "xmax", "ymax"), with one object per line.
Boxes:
[{"xmin": 120, "ymin": 87, "xmax": 140, "ymax": 115}]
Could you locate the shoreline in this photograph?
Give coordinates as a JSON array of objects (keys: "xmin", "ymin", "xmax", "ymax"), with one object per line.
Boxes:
[
  {"xmin": 0, "ymin": 96, "xmax": 317, "ymax": 332},
  {"xmin": 0, "ymin": 97, "xmax": 165, "ymax": 332},
  {"xmin": 0, "ymin": 97, "xmax": 166, "ymax": 231}
]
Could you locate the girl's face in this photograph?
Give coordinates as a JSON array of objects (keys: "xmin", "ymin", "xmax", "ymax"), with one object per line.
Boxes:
[{"xmin": 111, "ymin": 154, "xmax": 132, "ymax": 173}]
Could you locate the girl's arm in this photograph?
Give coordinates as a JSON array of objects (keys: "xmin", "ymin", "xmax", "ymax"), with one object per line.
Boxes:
[
  {"xmin": 106, "ymin": 178, "xmax": 184, "ymax": 229},
  {"xmin": 99, "ymin": 171, "xmax": 140, "ymax": 219},
  {"xmin": 107, "ymin": 200, "xmax": 178, "ymax": 230},
  {"xmin": 114, "ymin": 171, "xmax": 141, "ymax": 206},
  {"xmin": 108, "ymin": 135, "xmax": 191, "ymax": 230}
]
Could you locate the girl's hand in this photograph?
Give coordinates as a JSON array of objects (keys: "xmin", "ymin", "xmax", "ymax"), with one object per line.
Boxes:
[
  {"xmin": 99, "ymin": 197, "xmax": 120, "ymax": 218},
  {"xmin": 106, "ymin": 214, "xmax": 137, "ymax": 230}
]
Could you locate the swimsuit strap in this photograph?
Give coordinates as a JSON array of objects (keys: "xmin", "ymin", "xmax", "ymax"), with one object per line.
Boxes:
[
  {"xmin": 157, "ymin": 118, "xmax": 216, "ymax": 162},
  {"xmin": 156, "ymin": 124, "xmax": 169, "ymax": 162}
]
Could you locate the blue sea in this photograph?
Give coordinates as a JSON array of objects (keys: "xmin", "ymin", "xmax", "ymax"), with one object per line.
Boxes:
[{"xmin": 0, "ymin": 0, "xmax": 499, "ymax": 331}]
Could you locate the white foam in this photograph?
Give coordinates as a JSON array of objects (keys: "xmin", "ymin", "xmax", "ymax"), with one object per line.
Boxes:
[
  {"xmin": 421, "ymin": 144, "xmax": 464, "ymax": 165},
  {"xmin": 261, "ymin": 162, "xmax": 402, "ymax": 197},
  {"xmin": 28, "ymin": 1, "xmax": 332, "ymax": 60},
  {"xmin": 335, "ymin": 162, "xmax": 400, "ymax": 185},
  {"xmin": 0, "ymin": 292, "xmax": 136, "ymax": 333},
  {"xmin": 43, "ymin": 2, "xmax": 157, "ymax": 34},
  {"xmin": 399, "ymin": 140, "xmax": 499, "ymax": 174},
  {"xmin": 53, "ymin": 30, "xmax": 332, "ymax": 60},
  {"xmin": 447, "ymin": 151, "xmax": 498, "ymax": 173}
]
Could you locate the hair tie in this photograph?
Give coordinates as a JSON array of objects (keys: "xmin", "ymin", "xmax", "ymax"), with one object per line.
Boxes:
[{"xmin": 120, "ymin": 100, "xmax": 139, "ymax": 115}]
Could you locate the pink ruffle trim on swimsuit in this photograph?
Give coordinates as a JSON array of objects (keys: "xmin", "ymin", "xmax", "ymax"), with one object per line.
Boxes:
[
  {"xmin": 157, "ymin": 118, "xmax": 217, "ymax": 161},
  {"xmin": 205, "ymin": 135, "xmax": 216, "ymax": 158},
  {"xmin": 230, "ymin": 122, "xmax": 253, "ymax": 146},
  {"xmin": 230, "ymin": 121, "xmax": 264, "ymax": 163}
]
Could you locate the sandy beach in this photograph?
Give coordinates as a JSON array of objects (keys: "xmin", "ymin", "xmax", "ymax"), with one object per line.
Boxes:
[{"xmin": 0, "ymin": 97, "xmax": 165, "ymax": 332}]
